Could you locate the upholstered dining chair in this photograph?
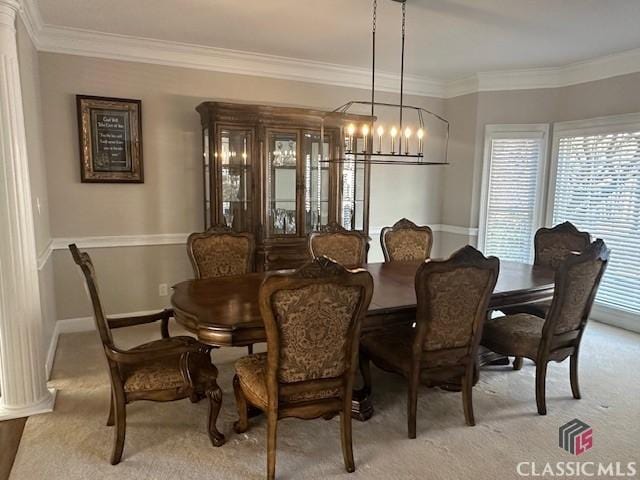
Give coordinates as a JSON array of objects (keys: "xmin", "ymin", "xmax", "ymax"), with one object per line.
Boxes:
[
  {"xmin": 187, "ymin": 224, "xmax": 256, "ymax": 353},
  {"xmin": 380, "ymin": 218, "xmax": 434, "ymax": 262},
  {"xmin": 69, "ymin": 244, "xmax": 224, "ymax": 465},
  {"xmin": 232, "ymin": 257, "xmax": 374, "ymax": 480},
  {"xmin": 308, "ymin": 221, "xmax": 368, "ymax": 268},
  {"xmin": 482, "ymin": 239, "xmax": 609, "ymax": 415},
  {"xmin": 502, "ymin": 221, "xmax": 591, "ymax": 370},
  {"xmin": 359, "ymin": 246, "xmax": 499, "ymax": 438}
]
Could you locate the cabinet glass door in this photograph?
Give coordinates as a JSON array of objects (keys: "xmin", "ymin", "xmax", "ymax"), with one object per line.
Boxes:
[
  {"xmin": 266, "ymin": 131, "xmax": 298, "ymax": 236},
  {"xmin": 303, "ymin": 131, "xmax": 330, "ymax": 232},
  {"xmin": 203, "ymin": 127, "xmax": 211, "ymax": 229},
  {"xmin": 340, "ymin": 137, "xmax": 367, "ymax": 231},
  {"xmin": 219, "ymin": 128, "xmax": 252, "ymax": 232}
]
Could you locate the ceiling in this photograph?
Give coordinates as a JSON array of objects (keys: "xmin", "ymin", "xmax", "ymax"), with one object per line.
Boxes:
[{"xmin": 36, "ymin": 0, "xmax": 640, "ymax": 81}]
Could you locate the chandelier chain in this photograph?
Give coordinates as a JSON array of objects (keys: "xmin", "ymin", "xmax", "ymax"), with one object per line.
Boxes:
[
  {"xmin": 372, "ymin": 0, "xmax": 377, "ymax": 33},
  {"xmin": 402, "ymin": 1, "xmax": 406, "ymax": 36}
]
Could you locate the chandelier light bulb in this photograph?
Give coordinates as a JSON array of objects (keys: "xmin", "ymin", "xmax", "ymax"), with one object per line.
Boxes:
[
  {"xmin": 404, "ymin": 127, "xmax": 412, "ymax": 139},
  {"xmin": 417, "ymin": 128, "xmax": 424, "ymax": 139},
  {"xmin": 347, "ymin": 124, "xmax": 356, "ymax": 136},
  {"xmin": 390, "ymin": 127, "xmax": 398, "ymax": 138},
  {"xmin": 377, "ymin": 125, "xmax": 384, "ymax": 137},
  {"xmin": 362, "ymin": 124, "xmax": 369, "ymax": 136}
]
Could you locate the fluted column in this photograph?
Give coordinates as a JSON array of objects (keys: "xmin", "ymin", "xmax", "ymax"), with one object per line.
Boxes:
[{"xmin": 0, "ymin": 0, "xmax": 55, "ymax": 420}]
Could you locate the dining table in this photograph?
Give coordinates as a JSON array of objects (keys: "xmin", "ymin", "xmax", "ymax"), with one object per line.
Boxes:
[{"xmin": 171, "ymin": 260, "xmax": 555, "ymax": 422}]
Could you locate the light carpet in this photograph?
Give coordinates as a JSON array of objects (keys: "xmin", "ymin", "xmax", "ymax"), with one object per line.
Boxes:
[{"xmin": 10, "ymin": 322, "xmax": 640, "ymax": 480}]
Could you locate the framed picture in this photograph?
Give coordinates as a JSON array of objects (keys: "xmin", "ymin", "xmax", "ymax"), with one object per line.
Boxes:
[{"xmin": 76, "ymin": 95, "xmax": 143, "ymax": 183}]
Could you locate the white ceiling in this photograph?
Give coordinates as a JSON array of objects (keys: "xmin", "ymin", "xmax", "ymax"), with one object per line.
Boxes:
[{"xmin": 36, "ymin": 0, "xmax": 640, "ymax": 81}]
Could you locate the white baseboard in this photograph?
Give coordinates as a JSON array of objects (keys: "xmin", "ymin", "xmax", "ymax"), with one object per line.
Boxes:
[
  {"xmin": 46, "ymin": 310, "xmax": 165, "ymax": 379},
  {"xmin": 591, "ymin": 304, "xmax": 640, "ymax": 334}
]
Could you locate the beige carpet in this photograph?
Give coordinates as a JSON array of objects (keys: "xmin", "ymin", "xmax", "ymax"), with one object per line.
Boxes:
[{"xmin": 10, "ymin": 322, "xmax": 640, "ymax": 480}]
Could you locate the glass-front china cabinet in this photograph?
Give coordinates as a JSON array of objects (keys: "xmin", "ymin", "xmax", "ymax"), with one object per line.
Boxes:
[{"xmin": 197, "ymin": 102, "xmax": 373, "ymax": 271}]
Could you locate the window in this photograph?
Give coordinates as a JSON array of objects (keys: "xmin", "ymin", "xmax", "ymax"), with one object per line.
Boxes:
[
  {"xmin": 549, "ymin": 114, "xmax": 640, "ymax": 315},
  {"xmin": 479, "ymin": 125, "xmax": 549, "ymax": 263}
]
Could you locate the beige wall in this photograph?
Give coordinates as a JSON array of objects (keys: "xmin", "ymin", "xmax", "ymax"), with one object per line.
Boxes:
[
  {"xmin": 39, "ymin": 52, "xmax": 445, "ymax": 319},
  {"xmin": 16, "ymin": 18, "xmax": 57, "ymax": 357},
  {"xmin": 439, "ymin": 72, "xmax": 640, "ymax": 257}
]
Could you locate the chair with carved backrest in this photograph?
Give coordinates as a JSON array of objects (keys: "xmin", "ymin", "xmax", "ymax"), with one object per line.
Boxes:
[
  {"xmin": 308, "ymin": 221, "xmax": 368, "ymax": 268},
  {"xmin": 232, "ymin": 257, "xmax": 374, "ymax": 480},
  {"xmin": 502, "ymin": 221, "xmax": 591, "ymax": 370},
  {"xmin": 380, "ymin": 218, "xmax": 434, "ymax": 262},
  {"xmin": 482, "ymin": 239, "xmax": 609, "ymax": 415},
  {"xmin": 359, "ymin": 246, "xmax": 499, "ymax": 438},
  {"xmin": 187, "ymin": 224, "xmax": 256, "ymax": 353},
  {"xmin": 69, "ymin": 244, "xmax": 224, "ymax": 465}
]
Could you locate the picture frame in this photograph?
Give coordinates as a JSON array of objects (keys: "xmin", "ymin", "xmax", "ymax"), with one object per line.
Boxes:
[{"xmin": 76, "ymin": 95, "xmax": 144, "ymax": 183}]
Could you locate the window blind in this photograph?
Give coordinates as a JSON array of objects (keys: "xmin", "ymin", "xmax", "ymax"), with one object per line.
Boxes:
[
  {"xmin": 552, "ymin": 129, "xmax": 640, "ymax": 314},
  {"xmin": 482, "ymin": 133, "xmax": 546, "ymax": 263}
]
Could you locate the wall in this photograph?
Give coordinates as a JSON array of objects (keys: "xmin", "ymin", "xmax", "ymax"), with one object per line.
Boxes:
[
  {"xmin": 39, "ymin": 52, "xmax": 445, "ymax": 319},
  {"xmin": 16, "ymin": 17, "xmax": 57, "ymax": 362},
  {"xmin": 439, "ymin": 72, "xmax": 640, "ymax": 256}
]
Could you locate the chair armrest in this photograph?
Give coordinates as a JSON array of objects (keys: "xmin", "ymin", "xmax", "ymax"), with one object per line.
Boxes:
[
  {"xmin": 107, "ymin": 308, "xmax": 174, "ymax": 329},
  {"xmin": 105, "ymin": 338, "xmax": 209, "ymax": 365}
]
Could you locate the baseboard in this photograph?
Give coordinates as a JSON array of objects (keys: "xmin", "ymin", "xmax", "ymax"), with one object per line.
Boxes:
[
  {"xmin": 591, "ymin": 304, "xmax": 640, "ymax": 334},
  {"xmin": 46, "ymin": 309, "xmax": 166, "ymax": 379}
]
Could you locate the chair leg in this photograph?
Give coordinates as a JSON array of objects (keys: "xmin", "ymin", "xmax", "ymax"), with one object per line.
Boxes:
[
  {"xmin": 233, "ymin": 375, "xmax": 249, "ymax": 434},
  {"xmin": 160, "ymin": 317, "xmax": 170, "ymax": 339},
  {"xmin": 407, "ymin": 370, "xmax": 420, "ymax": 439},
  {"xmin": 513, "ymin": 357, "xmax": 523, "ymax": 370},
  {"xmin": 267, "ymin": 410, "xmax": 278, "ymax": 480},
  {"xmin": 340, "ymin": 410, "xmax": 355, "ymax": 473},
  {"xmin": 570, "ymin": 353, "xmax": 581, "ymax": 400},
  {"xmin": 247, "ymin": 344, "xmax": 253, "ymax": 355},
  {"xmin": 207, "ymin": 385, "xmax": 225, "ymax": 447},
  {"xmin": 462, "ymin": 366, "xmax": 475, "ymax": 426},
  {"xmin": 106, "ymin": 391, "xmax": 115, "ymax": 426},
  {"xmin": 535, "ymin": 361, "xmax": 548, "ymax": 415},
  {"xmin": 358, "ymin": 351, "xmax": 372, "ymax": 396},
  {"xmin": 110, "ymin": 395, "xmax": 126, "ymax": 465}
]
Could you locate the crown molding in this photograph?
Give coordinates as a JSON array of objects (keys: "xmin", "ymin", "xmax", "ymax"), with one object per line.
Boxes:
[
  {"xmin": 16, "ymin": 0, "xmax": 640, "ymax": 99},
  {"xmin": 36, "ymin": 24, "xmax": 446, "ymax": 98}
]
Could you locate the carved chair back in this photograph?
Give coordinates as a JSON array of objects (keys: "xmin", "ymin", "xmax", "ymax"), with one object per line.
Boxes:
[
  {"xmin": 258, "ymin": 257, "xmax": 374, "ymax": 405},
  {"xmin": 380, "ymin": 218, "xmax": 433, "ymax": 262},
  {"xmin": 187, "ymin": 224, "xmax": 256, "ymax": 279},
  {"xmin": 541, "ymin": 239, "xmax": 609, "ymax": 356},
  {"xmin": 414, "ymin": 246, "xmax": 500, "ymax": 370},
  {"xmin": 308, "ymin": 222, "xmax": 368, "ymax": 268},
  {"xmin": 69, "ymin": 244, "xmax": 114, "ymax": 349},
  {"xmin": 534, "ymin": 222, "xmax": 591, "ymax": 270}
]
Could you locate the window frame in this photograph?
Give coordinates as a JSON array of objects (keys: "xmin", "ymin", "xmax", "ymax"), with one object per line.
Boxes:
[{"xmin": 478, "ymin": 124, "xmax": 550, "ymax": 261}]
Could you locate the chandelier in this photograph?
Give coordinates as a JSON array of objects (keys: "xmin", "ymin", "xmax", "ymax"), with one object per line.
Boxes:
[{"xmin": 321, "ymin": 0, "xmax": 449, "ymax": 166}]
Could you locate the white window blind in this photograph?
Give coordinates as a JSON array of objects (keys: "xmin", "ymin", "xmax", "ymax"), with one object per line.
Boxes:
[
  {"xmin": 550, "ymin": 119, "xmax": 640, "ymax": 315},
  {"xmin": 480, "ymin": 126, "xmax": 548, "ymax": 263}
]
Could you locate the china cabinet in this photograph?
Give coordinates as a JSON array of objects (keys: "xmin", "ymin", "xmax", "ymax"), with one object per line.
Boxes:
[{"xmin": 196, "ymin": 102, "xmax": 373, "ymax": 270}]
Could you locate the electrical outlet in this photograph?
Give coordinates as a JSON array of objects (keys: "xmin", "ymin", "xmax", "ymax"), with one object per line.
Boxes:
[{"xmin": 158, "ymin": 283, "xmax": 168, "ymax": 296}]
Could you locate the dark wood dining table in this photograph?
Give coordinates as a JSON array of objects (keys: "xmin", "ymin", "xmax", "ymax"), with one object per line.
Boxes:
[{"xmin": 171, "ymin": 260, "xmax": 555, "ymax": 421}]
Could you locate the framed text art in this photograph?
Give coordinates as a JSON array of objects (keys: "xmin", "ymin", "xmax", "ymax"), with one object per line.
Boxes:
[{"xmin": 76, "ymin": 95, "xmax": 143, "ymax": 183}]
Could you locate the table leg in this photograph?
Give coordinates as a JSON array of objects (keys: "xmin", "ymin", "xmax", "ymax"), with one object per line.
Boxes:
[{"xmin": 351, "ymin": 388, "xmax": 374, "ymax": 421}]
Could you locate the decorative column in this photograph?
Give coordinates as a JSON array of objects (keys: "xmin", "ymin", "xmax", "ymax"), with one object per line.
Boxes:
[{"xmin": 0, "ymin": 0, "xmax": 55, "ymax": 420}]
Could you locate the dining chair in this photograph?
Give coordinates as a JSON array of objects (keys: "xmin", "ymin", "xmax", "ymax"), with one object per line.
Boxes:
[
  {"xmin": 380, "ymin": 218, "xmax": 433, "ymax": 262},
  {"xmin": 308, "ymin": 221, "xmax": 368, "ymax": 268},
  {"xmin": 359, "ymin": 245, "xmax": 499, "ymax": 438},
  {"xmin": 502, "ymin": 221, "xmax": 591, "ymax": 370},
  {"xmin": 232, "ymin": 257, "xmax": 374, "ymax": 480},
  {"xmin": 482, "ymin": 239, "xmax": 609, "ymax": 415},
  {"xmin": 187, "ymin": 224, "xmax": 256, "ymax": 353},
  {"xmin": 69, "ymin": 244, "xmax": 225, "ymax": 464}
]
